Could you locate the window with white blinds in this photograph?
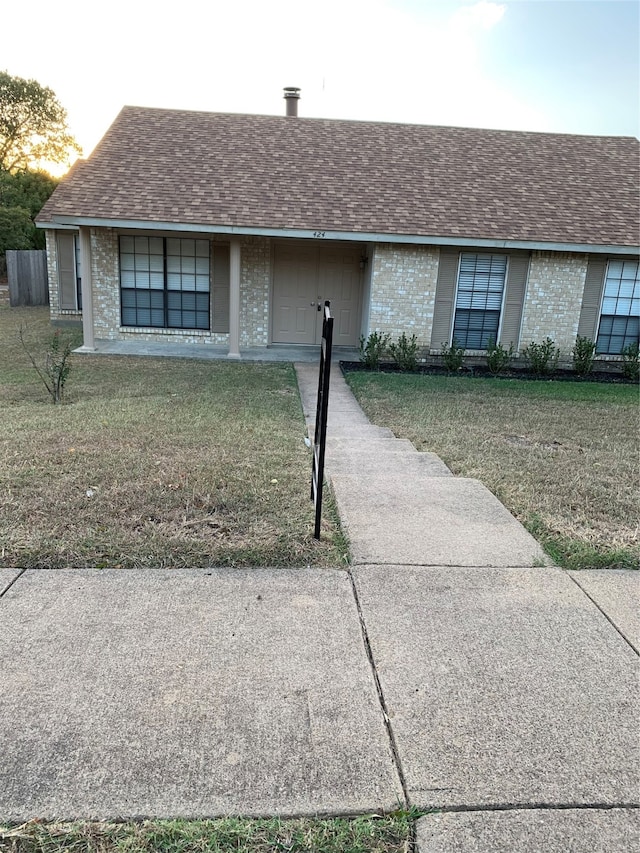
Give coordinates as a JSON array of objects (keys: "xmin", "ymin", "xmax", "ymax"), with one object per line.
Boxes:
[
  {"xmin": 596, "ymin": 260, "xmax": 639, "ymax": 355},
  {"xmin": 120, "ymin": 236, "xmax": 210, "ymax": 330},
  {"xmin": 452, "ymin": 253, "xmax": 507, "ymax": 349}
]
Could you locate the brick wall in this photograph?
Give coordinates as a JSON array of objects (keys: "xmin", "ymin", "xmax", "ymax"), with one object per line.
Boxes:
[
  {"xmin": 92, "ymin": 228, "xmax": 119, "ymax": 340},
  {"xmin": 240, "ymin": 236, "xmax": 270, "ymax": 347},
  {"xmin": 368, "ymin": 243, "xmax": 439, "ymax": 345},
  {"xmin": 46, "ymin": 230, "xmax": 598, "ymax": 360},
  {"xmin": 87, "ymin": 229, "xmax": 271, "ymax": 347},
  {"xmin": 519, "ymin": 251, "xmax": 588, "ymax": 356}
]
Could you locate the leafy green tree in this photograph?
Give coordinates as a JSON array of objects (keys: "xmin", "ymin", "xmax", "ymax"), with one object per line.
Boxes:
[
  {"xmin": 0, "ymin": 71, "xmax": 81, "ymax": 172},
  {"xmin": 0, "ymin": 205, "xmax": 33, "ymax": 254},
  {"xmin": 0, "ymin": 168, "xmax": 58, "ymax": 213},
  {"xmin": 0, "ymin": 169, "xmax": 58, "ymax": 249}
]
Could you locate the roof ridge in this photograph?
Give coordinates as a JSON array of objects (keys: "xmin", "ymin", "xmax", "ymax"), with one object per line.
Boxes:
[{"xmin": 115, "ymin": 104, "xmax": 639, "ymax": 142}]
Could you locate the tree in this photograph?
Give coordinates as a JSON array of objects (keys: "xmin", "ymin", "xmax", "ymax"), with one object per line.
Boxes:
[
  {"xmin": 0, "ymin": 169, "xmax": 58, "ymax": 251},
  {"xmin": 0, "ymin": 205, "xmax": 33, "ymax": 254},
  {"xmin": 0, "ymin": 71, "xmax": 81, "ymax": 173}
]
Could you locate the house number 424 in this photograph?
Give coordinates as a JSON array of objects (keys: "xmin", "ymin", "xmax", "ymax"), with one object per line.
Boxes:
[{"xmin": 313, "ymin": 231, "xmax": 326, "ymax": 238}]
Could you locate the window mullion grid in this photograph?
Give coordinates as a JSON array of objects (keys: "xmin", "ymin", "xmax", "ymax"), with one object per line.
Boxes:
[{"xmin": 597, "ymin": 260, "xmax": 640, "ymax": 354}]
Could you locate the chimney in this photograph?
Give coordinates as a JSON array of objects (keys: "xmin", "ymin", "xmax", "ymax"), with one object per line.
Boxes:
[{"xmin": 283, "ymin": 86, "xmax": 300, "ymax": 117}]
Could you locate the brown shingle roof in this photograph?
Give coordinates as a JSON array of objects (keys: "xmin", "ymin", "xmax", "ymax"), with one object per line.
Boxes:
[{"xmin": 37, "ymin": 106, "xmax": 640, "ymax": 248}]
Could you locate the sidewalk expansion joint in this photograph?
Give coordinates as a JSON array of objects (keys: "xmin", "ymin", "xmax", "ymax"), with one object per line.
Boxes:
[
  {"xmin": 0, "ymin": 568, "xmax": 26, "ymax": 598},
  {"xmin": 346, "ymin": 566, "xmax": 410, "ymax": 809},
  {"xmin": 423, "ymin": 801, "xmax": 640, "ymax": 815},
  {"xmin": 566, "ymin": 572, "xmax": 639, "ymax": 656}
]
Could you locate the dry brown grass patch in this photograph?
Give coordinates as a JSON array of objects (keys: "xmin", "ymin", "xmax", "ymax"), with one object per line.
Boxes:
[
  {"xmin": 0, "ymin": 307, "xmax": 345, "ymax": 569},
  {"xmin": 346, "ymin": 371, "xmax": 639, "ymax": 570}
]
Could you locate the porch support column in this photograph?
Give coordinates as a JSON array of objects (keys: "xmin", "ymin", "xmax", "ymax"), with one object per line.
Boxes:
[
  {"xmin": 78, "ymin": 226, "xmax": 96, "ymax": 351},
  {"xmin": 228, "ymin": 237, "xmax": 241, "ymax": 359}
]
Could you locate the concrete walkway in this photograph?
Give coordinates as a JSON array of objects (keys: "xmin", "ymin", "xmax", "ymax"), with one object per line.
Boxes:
[
  {"xmin": 296, "ymin": 364, "xmax": 639, "ymax": 850},
  {"xmin": 0, "ymin": 362, "xmax": 637, "ymax": 851}
]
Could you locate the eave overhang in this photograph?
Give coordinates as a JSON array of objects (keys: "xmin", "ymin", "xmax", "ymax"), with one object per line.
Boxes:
[{"xmin": 37, "ymin": 215, "xmax": 640, "ymax": 256}]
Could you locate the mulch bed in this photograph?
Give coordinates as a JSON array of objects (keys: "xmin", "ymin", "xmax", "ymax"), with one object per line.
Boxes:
[{"xmin": 340, "ymin": 361, "xmax": 638, "ymax": 384}]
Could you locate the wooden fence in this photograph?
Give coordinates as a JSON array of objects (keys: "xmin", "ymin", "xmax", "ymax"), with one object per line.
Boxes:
[{"xmin": 7, "ymin": 250, "xmax": 49, "ymax": 306}]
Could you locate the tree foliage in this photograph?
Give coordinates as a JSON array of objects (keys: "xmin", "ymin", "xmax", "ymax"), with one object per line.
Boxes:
[
  {"xmin": 0, "ymin": 71, "xmax": 81, "ymax": 173},
  {"xmin": 0, "ymin": 169, "xmax": 58, "ymax": 252},
  {"xmin": 0, "ymin": 205, "xmax": 33, "ymax": 254}
]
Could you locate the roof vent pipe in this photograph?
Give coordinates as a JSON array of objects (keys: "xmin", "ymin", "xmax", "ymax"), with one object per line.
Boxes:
[{"xmin": 284, "ymin": 87, "xmax": 301, "ymax": 117}]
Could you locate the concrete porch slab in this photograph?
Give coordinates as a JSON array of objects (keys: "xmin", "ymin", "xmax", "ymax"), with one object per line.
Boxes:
[
  {"xmin": 416, "ymin": 808, "xmax": 640, "ymax": 852},
  {"xmin": 568, "ymin": 570, "xmax": 640, "ymax": 650},
  {"xmin": 353, "ymin": 565, "xmax": 639, "ymax": 810},
  {"xmin": 86, "ymin": 340, "xmax": 360, "ymax": 364},
  {"xmin": 0, "ymin": 569, "xmax": 22, "ymax": 597},
  {"xmin": 332, "ymin": 476, "xmax": 547, "ymax": 566},
  {"xmin": 0, "ymin": 568, "xmax": 403, "ymax": 820}
]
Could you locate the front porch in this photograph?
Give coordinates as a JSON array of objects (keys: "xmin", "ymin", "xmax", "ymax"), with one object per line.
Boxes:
[{"xmin": 76, "ymin": 339, "xmax": 361, "ymax": 364}]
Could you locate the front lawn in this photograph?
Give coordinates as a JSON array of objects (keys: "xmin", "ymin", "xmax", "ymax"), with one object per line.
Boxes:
[
  {"xmin": 0, "ymin": 307, "xmax": 345, "ymax": 569},
  {"xmin": 345, "ymin": 371, "xmax": 639, "ymax": 570}
]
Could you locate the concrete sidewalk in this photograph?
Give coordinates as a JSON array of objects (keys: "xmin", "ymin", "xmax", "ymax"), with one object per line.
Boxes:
[
  {"xmin": 0, "ymin": 363, "xmax": 637, "ymax": 851},
  {"xmin": 295, "ymin": 363, "xmax": 639, "ymax": 850}
]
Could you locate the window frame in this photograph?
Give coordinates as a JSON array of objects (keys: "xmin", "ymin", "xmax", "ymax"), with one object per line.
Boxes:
[
  {"xmin": 450, "ymin": 251, "xmax": 509, "ymax": 350},
  {"xmin": 119, "ymin": 235, "xmax": 211, "ymax": 331},
  {"xmin": 595, "ymin": 258, "xmax": 639, "ymax": 356}
]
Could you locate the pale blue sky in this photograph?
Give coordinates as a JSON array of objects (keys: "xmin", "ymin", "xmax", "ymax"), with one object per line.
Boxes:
[{"xmin": 2, "ymin": 0, "xmax": 638, "ymax": 169}]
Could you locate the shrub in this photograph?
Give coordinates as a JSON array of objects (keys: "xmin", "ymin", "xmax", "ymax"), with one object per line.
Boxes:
[
  {"xmin": 572, "ymin": 335, "xmax": 596, "ymax": 377},
  {"xmin": 359, "ymin": 330, "xmax": 391, "ymax": 370},
  {"xmin": 19, "ymin": 326, "xmax": 73, "ymax": 403},
  {"xmin": 388, "ymin": 332, "xmax": 419, "ymax": 372},
  {"xmin": 521, "ymin": 337, "xmax": 560, "ymax": 376},
  {"xmin": 441, "ymin": 340, "xmax": 464, "ymax": 373},
  {"xmin": 486, "ymin": 337, "xmax": 514, "ymax": 375},
  {"xmin": 620, "ymin": 341, "xmax": 639, "ymax": 381}
]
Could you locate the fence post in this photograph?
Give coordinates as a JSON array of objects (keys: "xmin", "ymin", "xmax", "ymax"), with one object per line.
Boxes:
[{"xmin": 310, "ymin": 301, "xmax": 333, "ymax": 539}]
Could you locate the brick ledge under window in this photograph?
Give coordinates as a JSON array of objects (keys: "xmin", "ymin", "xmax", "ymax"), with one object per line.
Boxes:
[{"xmin": 118, "ymin": 326, "xmax": 214, "ymax": 337}]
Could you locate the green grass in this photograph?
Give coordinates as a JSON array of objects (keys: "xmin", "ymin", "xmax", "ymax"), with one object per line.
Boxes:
[
  {"xmin": 345, "ymin": 371, "xmax": 639, "ymax": 570},
  {"xmin": 0, "ymin": 307, "xmax": 346, "ymax": 569},
  {"xmin": 0, "ymin": 814, "xmax": 416, "ymax": 853}
]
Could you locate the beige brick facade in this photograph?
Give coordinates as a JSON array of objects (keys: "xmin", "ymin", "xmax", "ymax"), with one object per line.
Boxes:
[
  {"xmin": 48, "ymin": 229, "xmax": 274, "ymax": 347},
  {"xmin": 368, "ymin": 243, "xmax": 440, "ymax": 345},
  {"xmin": 240, "ymin": 236, "xmax": 270, "ymax": 347},
  {"xmin": 91, "ymin": 228, "xmax": 120, "ymax": 340},
  {"xmin": 519, "ymin": 251, "xmax": 589, "ymax": 355},
  {"xmin": 46, "ymin": 230, "xmax": 608, "ymax": 362}
]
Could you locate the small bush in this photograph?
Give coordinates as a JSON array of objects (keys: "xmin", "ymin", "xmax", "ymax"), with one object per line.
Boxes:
[
  {"xmin": 572, "ymin": 335, "xmax": 596, "ymax": 376},
  {"xmin": 441, "ymin": 340, "xmax": 464, "ymax": 373},
  {"xmin": 486, "ymin": 337, "xmax": 514, "ymax": 375},
  {"xmin": 359, "ymin": 330, "xmax": 391, "ymax": 370},
  {"xmin": 620, "ymin": 341, "xmax": 639, "ymax": 381},
  {"xmin": 388, "ymin": 332, "xmax": 419, "ymax": 371},
  {"xmin": 19, "ymin": 326, "xmax": 73, "ymax": 403},
  {"xmin": 521, "ymin": 337, "xmax": 560, "ymax": 376}
]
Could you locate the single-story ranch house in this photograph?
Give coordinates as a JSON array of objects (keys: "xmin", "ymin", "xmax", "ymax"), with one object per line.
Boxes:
[{"xmin": 37, "ymin": 95, "xmax": 639, "ymax": 362}]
